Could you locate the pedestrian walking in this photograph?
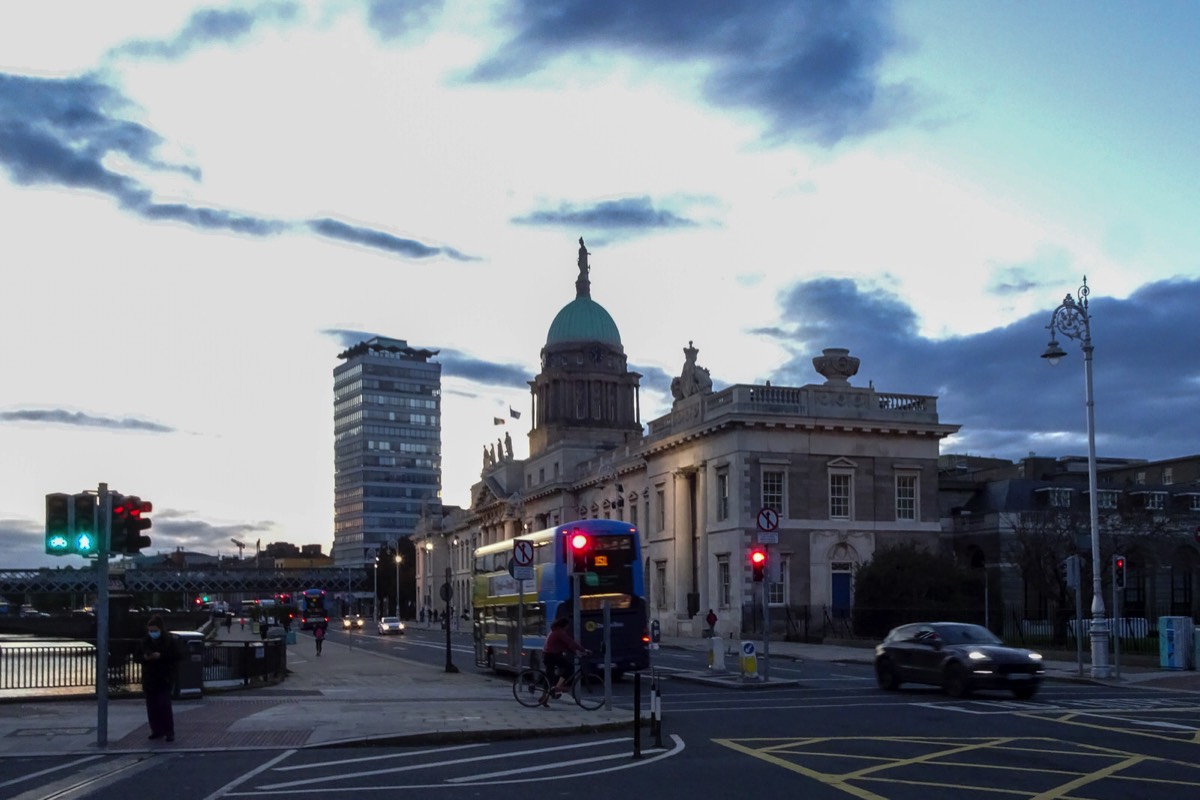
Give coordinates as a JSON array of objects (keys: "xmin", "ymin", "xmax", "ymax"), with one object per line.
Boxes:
[
  {"xmin": 224, "ymin": 613, "xmax": 232, "ymax": 633},
  {"xmin": 314, "ymin": 622, "xmax": 325, "ymax": 656},
  {"xmin": 239, "ymin": 616, "xmax": 245, "ymax": 631},
  {"xmin": 140, "ymin": 615, "xmax": 176, "ymax": 742},
  {"xmin": 705, "ymin": 608, "xmax": 718, "ymax": 638}
]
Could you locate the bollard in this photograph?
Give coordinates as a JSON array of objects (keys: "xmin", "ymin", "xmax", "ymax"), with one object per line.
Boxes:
[
  {"xmin": 652, "ymin": 671, "xmax": 662, "ymax": 743},
  {"xmin": 651, "ymin": 670, "xmax": 664, "ymax": 748},
  {"xmin": 633, "ymin": 671, "xmax": 643, "ymax": 762}
]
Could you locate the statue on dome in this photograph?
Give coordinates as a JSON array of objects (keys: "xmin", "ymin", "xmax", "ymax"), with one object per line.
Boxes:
[
  {"xmin": 577, "ymin": 237, "xmax": 589, "ymax": 280},
  {"xmin": 504, "ymin": 431, "xmax": 513, "ymax": 460},
  {"xmin": 671, "ymin": 340, "xmax": 713, "ymax": 401}
]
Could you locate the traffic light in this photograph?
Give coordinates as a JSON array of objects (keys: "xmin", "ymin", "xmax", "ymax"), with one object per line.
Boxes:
[
  {"xmin": 45, "ymin": 492, "xmax": 71, "ymax": 555},
  {"xmin": 568, "ymin": 530, "xmax": 590, "ymax": 574},
  {"xmin": 750, "ymin": 547, "xmax": 767, "ymax": 582},
  {"xmin": 1113, "ymin": 555, "xmax": 1126, "ymax": 589},
  {"xmin": 70, "ymin": 493, "xmax": 98, "ymax": 556},
  {"xmin": 114, "ymin": 494, "xmax": 153, "ymax": 554}
]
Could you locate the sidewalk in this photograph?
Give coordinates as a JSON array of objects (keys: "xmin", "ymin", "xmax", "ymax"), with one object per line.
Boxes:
[{"xmin": 2, "ymin": 628, "xmax": 1198, "ymax": 758}]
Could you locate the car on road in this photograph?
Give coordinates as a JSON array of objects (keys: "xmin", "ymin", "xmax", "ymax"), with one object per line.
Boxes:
[
  {"xmin": 874, "ymin": 621, "xmax": 1045, "ymax": 699},
  {"xmin": 377, "ymin": 616, "xmax": 406, "ymax": 635},
  {"xmin": 342, "ymin": 614, "xmax": 365, "ymax": 630}
]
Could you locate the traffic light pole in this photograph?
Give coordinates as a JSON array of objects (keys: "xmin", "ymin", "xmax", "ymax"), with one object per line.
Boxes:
[
  {"xmin": 762, "ymin": 556, "xmax": 771, "ymax": 682},
  {"xmin": 96, "ymin": 483, "xmax": 111, "ymax": 747},
  {"xmin": 1112, "ymin": 559, "xmax": 1121, "ymax": 679}
]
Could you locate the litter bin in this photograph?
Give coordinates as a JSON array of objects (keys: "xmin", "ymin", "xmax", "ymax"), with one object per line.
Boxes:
[{"xmin": 172, "ymin": 631, "xmax": 205, "ymax": 699}]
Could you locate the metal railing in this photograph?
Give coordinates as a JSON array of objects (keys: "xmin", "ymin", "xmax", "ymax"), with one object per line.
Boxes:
[{"xmin": 0, "ymin": 637, "xmax": 288, "ymax": 698}]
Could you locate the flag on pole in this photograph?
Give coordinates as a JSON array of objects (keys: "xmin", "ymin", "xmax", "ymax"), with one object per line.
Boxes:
[
  {"xmin": 510, "ymin": 407, "xmax": 521, "ymax": 419},
  {"xmin": 493, "ymin": 417, "xmax": 504, "ymax": 425}
]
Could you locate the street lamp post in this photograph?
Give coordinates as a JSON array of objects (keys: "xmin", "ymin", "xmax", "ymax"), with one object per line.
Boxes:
[
  {"xmin": 373, "ymin": 557, "xmax": 379, "ymax": 621},
  {"xmin": 1041, "ymin": 276, "xmax": 1111, "ymax": 678},
  {"xmin": 394, "ymin": 551, "xmax": 402, "ymax": 617}
]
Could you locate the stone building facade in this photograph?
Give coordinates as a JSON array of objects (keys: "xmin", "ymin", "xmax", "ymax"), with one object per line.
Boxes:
[{"xmin": 416, "ymin": 242, "xmax": 959, "ymax": 639}]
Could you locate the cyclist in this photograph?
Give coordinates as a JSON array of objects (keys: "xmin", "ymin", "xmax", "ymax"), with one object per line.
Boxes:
[{"xmin": 542, "ymin": 617, "xmax": 589, "ymax": 702}]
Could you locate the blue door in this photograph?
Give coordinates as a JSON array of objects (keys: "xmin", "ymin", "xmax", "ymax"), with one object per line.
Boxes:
[{"xmin": 831, "ymin": 571, "xmax": 851, "ymax": 618}]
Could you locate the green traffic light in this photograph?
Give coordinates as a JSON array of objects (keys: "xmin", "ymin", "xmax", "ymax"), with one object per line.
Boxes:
[{"xmin": 47, "ymin": 534, "xmax": 69, "ymax": 552}]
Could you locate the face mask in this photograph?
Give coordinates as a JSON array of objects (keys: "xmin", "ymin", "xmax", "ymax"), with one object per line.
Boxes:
[{"xmin": 149, "ymin": 631, "xmax": 161, "ymax": 639}]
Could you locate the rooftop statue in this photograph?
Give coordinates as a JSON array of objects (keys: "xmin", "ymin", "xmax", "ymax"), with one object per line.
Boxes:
[{"xmin": 671, "ymin": 340, "xmax": 713, "ymax": 401}]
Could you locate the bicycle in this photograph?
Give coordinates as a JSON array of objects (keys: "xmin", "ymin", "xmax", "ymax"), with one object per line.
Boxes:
[{"xmin": 512, "ymin": 658, "xmax": 605, "ymax": 710}]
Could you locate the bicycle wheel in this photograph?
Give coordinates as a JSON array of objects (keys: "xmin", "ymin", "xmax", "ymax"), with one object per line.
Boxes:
[
  {"xmin": 513, "ymin": 669, "xmax": 551, "ymax": 708},
  {"xmin": 572, "ymin": 670, "xmax": 605, "ymax": 710}
]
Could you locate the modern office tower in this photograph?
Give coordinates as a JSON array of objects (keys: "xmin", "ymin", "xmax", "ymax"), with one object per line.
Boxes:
[{"xmin": 332, "ymin": 337, "xmax": 441, "ymax": 565}]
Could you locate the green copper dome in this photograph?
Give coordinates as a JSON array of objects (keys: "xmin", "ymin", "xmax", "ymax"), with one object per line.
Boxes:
[{"xmin": 546, "ymin": 296, "xmax": 622, "ymax": 347}]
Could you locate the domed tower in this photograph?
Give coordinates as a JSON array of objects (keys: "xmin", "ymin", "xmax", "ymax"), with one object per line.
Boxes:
[{"xmin": 528, "ymin": 239, "xmax": 642, "ymax": 456}]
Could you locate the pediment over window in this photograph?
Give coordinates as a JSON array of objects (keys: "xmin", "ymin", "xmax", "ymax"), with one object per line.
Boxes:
[{"xmin": 827, "ymin": 457, "xmax": 857, "ymax": 469}]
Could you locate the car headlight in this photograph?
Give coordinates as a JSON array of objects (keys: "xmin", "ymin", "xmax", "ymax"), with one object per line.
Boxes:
[
  {"xmin": 1028, "ymin": 652, "xmax": 1043, "ymax": 661},
  {"xmin": 968, "ymin": 650, "xmax": 991, "ymax": 661}
]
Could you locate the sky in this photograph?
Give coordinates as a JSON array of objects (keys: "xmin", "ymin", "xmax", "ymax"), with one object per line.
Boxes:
[{"xmin": 3, "ymin": 1, "xmax": 1198, "ymax": 570}]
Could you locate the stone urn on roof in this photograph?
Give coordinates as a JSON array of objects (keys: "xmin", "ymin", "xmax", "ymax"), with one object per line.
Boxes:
[{"xmin": 813, "ymin": 347, "xmax": 860, "ymax": 386}]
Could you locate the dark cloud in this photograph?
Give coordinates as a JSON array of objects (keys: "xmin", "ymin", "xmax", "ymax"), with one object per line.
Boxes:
[
  {"xmin": 150, "ymin": 509, "xmax": 275, "ymax": 548},
  {"xmin": 512, "ymin": 196, "xmax": 700, "ymax": 234},
  {"xmin": 320, "ymin": 328, "xmax": 389, "ymax": 350},
  {"xmin": 753, "ymin": 277, "xmax": 1200, "ymax": 463},
  {"xmin": 0, "ymin": 409, "xmax": 174, "ymax": 433},
  {"xmin": 108, "ymin": 3, "xmax": 300, "ymax": 60},
  {"xmin": 629, "ymin": 363, "xmax": 675, "ymax": 398},
  {"xmin": 366, "ymin": 0, "xmax": 445, "ymax": 40},
  {"xmin": 0, "ymin": 72, "xmax": 470, "ymax": 260},
  {"xmin": 472, "ymin": 0, "xmax": 908, "ymax": 146},
  {"xmin": 306, "ymin": 218, "xmax": 474, "ymax": 260},
  {"xmin": 438, "ymin": 349, "xmax": 532, "ymax": 389},
  {"xmin": 318, "ymin": 333, "xmax": 531, "ymax": 389}
]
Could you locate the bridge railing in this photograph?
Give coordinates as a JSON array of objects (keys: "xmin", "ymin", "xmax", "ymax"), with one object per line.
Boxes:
[{"xmin": 0, "ymin": 637, "xmax": 288, "ymax": 699}]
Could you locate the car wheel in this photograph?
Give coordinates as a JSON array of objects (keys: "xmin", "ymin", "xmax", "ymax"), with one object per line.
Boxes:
[
  {"xmin": 875, "ymin": 658, "xmax": 901, "ymax": 691},
  {"xmin": 943, "ymin": 663, "xmax": 972, "ymax": 698},
  {"xmin": 1012, "ymin": 685, "xmax": 1038, "ymax": 700}
]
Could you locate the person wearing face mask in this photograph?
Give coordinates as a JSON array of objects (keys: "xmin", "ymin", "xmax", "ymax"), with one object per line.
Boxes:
[{"xmin": 141, "ymin": 615, "xmax": 177, "ymax": 742}]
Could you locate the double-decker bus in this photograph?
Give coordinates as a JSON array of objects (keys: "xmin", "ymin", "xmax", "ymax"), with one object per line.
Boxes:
[
  {"xmin": 299, "ymin": 589, "xmax": 328, "ymax": 630},
  {"xmin": 472, "ymin": 519, "xmax": 648, "ymax": 677}
]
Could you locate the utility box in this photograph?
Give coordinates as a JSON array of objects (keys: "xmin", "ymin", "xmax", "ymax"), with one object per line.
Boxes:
[
  {"xmin": 171, "ymin": 631, "xmax": 205, "ymax": 699},
  {"xmin": 1157, "ymin": 616, "xmax": 1193, "ymax": 670}
]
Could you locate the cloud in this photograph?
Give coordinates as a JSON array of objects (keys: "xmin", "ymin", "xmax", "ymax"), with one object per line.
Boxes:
[
  {"xmin": 753, "ymin": 276, "xmax": 1200, "ymax": 463},
  {"xmin": 512, "ymin": 196, "xmax": 701, "ymax": 234},
  {"xmin": 0, "ymin": 71, "xmax": 470, "ymax": 261},
  {"xmin": 0, "ymin": 409, "xmax": 174, "ymax": 433},
  {"xmin": 365, "ymin": 0, "xmax": 445, "ymax": 40},
  {"xmin": 472, "ymin": 0, "xmax": 910, "ymax": 146},
  {"xmin": 438, "ymin": 349, "xmax": 531, "ymax": 389},
  {"xmin": 106, "ymin": 2, "xmax": 301, "ymax": 61},
  {"xmin": 306, "ymin": 218, "xmax": 474, "ymax": 260}
]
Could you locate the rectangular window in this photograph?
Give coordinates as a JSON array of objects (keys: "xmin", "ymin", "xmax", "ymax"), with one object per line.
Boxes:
[
  {"xmin": 1147, "ymin": 492, "xmax": 1166, "ymax": 511},
  {"xmin": 762, "ymin": 470, "xmax": 784, "ymax": 514},
  {"xmin": 1050, "ymin": 488, "xmax": 1071, "ymax": 508},
  {"xmin": 767, "ymin": 554, "xmax": 789, "ymax": 605},
  {"xmin": 630, "ymin": 502, "xmax": 639, "ymax": 528},
  {"xmin": 829, "ymin": 472, "xmax": 852, "ymax": 520},
  {"xmin": 1191, "ymin": 495, "xmax": 1200, "ymax": 512},
  {"xmin": 1163, "ymin": 467, "xmax": 1174, "ymax": 485},
  {"xmin": 656, "ymin": 488, "xmax": 666, "ymax": 532},
  {"xmin": 1098, "ymin": 491, "xmax": 1119, "ymax": 510},
  {"xmin": 655, "ymin": 561, "xmax": 667, "ymax": 608},
  {"xmin": 716, "ymin": 472, "xmax": 729, "ymax": 521},
  {"xmin": 896, "ymin": 473, "xmax": 918, "ymax": 521},
  {"xmin": 717, "ymin": 556, "xmax": 731, "ymax": 608}
]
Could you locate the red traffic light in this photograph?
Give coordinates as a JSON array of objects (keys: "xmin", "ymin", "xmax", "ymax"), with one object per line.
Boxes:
[
  {"xmin": 570, "ymin": 532, "xmax": 590, "ymax": 551},
  {"xmin": 750, "ymin": 549, "xmax": 766, "ymax": 566},
  {"xmin": 1115, "ymin": 557, "xmax": 1125, "ymax": 570}
]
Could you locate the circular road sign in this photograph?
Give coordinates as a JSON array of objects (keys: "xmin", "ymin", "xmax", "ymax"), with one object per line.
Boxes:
[
  {"xmin": 439, "ymin": 582, "xmax": 453, "ymax": 602},
  {"xmin": 757, "ymin": 507, "xmax": 779, "ymax": 532}
]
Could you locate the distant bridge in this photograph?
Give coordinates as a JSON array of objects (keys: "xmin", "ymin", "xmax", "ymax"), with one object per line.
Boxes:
[{"xmin": 0, "ymin": 567, "xmax": 370, "ymax": 596}]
